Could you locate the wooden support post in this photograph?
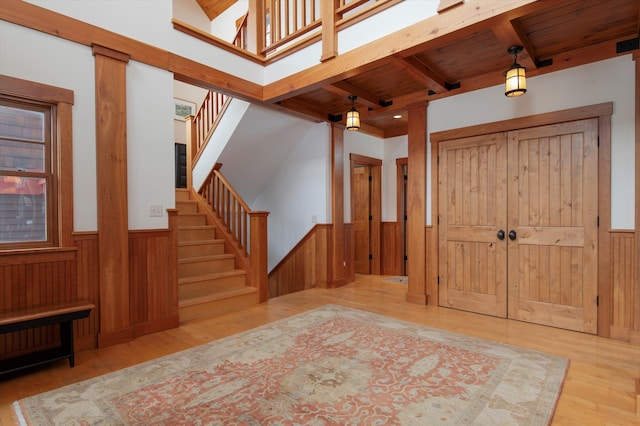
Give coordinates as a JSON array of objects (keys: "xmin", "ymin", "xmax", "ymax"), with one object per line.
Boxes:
[
  {"xmin": 330, "ymin": 124, "xmax": 347, "ymax": 287},
  {"xmin": 249, "ymin": 211, "xmax": 269, "ymax": 303},
  {"xmin": 248, "ymin": 0, "xmax": 265, "ymax": 56},
  {"xmin": 93, "ymin": 44, "xmax": 133, "ymax": 347},
  {"xmin": 406, "ymin": 103, "xmax": 428, "ymax": 305}
]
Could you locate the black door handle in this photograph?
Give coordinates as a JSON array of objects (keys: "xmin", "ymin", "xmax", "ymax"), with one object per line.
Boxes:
[
  {"xmin": 509, "ymin": 230, "xmax": 517, "ymax": 241},
  {"xmin": 497, "ymin": 230, "xmax": 505, "ymax": 240}
]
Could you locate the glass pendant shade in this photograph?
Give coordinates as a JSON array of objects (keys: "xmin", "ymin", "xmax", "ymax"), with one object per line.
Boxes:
[
  {"xmin": 504, "ymin": 64, "xmax": 527, "ymax": 97},
  {"xmin": 346, "ymin": 108, "xmax": 360, "ymax": 130},
  {"xmin": 504, "ymin": 46, "xmax": 527, "ymax": 97}
]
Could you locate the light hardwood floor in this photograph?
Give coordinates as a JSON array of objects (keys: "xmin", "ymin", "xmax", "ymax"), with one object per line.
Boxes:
[{"xmin": 1, "ymin": 275, "xmax": 639, "ymax": 425}]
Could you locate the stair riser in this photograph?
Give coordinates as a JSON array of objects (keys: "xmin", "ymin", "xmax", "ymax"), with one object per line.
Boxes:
[
  {"xmin": 175, "ymin": 190, "xmax": 191, "ymax": 201},
  {"xmin": 177, "ymin": 215, "xmax": 207, "ymax": 226},
  {"xmin": 179, "ymin": 292, "xmax": 257, "ymax": 322},
  {"xmin": 178, "ymin": 242, "xmax": 225, "ymax": 258},
  {"xmin": 176, "ymin": 201, "xmax": 199, "ymax": 213},
  {"xmin": 178, "ymin": 258, "xmax": 235, "ymax": 277},
  {"xmin": 179, "ymin": 274, "xmax": 246, "ymax": 299},
  {"xmin": 179, "ymin": 228, "xmax": 217, "ymax": 241}
]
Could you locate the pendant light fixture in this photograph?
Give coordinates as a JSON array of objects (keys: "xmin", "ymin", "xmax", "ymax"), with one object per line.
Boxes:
[
  {"xmin": 346, "ymin": 95, "xmax": 360, "ymax": 131},
  {"xmin": 504, "ymin": 45, "xmax": 527, "ymax": 97}
]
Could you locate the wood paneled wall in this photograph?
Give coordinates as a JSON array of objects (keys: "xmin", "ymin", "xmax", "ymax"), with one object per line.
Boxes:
[
  {"xmin": 0, "ymin": 219, "xmax": 178, "ymax": 358},
  {"xmin": 268, "ymin": 224, "xmax": 354, "ymax": 298},
  {"xmin": 0, "ymin": 249, "xmax": 80, "ymax": 358},
  {"xmin": 609, "ymin": 231, "xmax": 638, "ymax": 343},
  {"xmin": 268, "ymin": 225, "xmax": 330, "ymax": 298}
]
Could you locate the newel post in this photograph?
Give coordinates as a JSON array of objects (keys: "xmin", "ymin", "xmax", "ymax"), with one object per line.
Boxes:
[
  {"xmin": 249, "ymin": 211, "xmax": 269, "ymax": 303},
  {"xmin": 185, "ymin": 115, "xmax": 196, "ymax": 190}
]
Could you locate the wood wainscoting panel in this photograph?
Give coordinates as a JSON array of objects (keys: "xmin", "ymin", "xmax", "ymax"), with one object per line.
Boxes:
[
  {"xmin": 128, "ymin": 228, "xmax": 179, "ymax": 337},
  {"xmin": 609, "ymin": 231, "xmax": 636, "ymax": 342},
  {"xmin": 268, "ymin": 225, "xmax": 330, "ymax": 298},
  {"xmin": 0, "ymin": 249, "xmax": 81, "ymax": 360},
  {"xmin": 381, "ymin": 222, "xmax": 401, "ymax": 275},
  {"xmin": 74, "ymin": 233, "xmax": 101, "ymax": 350}
]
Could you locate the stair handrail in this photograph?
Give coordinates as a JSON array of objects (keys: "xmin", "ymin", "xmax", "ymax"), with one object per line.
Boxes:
[
  {"xmin": 199, "ymin": 167, "xmax": 250, "ymax": 256},
  {"xmin": 233, "ymin": 13, "xmax": 248, "ymax": 49},
  {"xmin": 191, "ymin": 90, "xmax": 231, "ymax": 162},
  {"xmin": 197, "ymin": 167, "xmax": 269, "ymax": 303}
]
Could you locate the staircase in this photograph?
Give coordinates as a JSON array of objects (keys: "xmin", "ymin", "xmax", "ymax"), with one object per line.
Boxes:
[{"xmin": 175, "ymin": 188, "xmax": 258, "ymax": 322}]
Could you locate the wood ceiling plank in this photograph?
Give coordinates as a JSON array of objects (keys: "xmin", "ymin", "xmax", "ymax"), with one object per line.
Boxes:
[
  {"xmin": 328, "ymin": 81, "xmax": 381, "ymax": 109},
  {"xmin": 491, "ymin": 19, "xmax": 537, "ymax": 70},
  {"xmin": 196, "ymin": 0, "xmax": 237, "ymax": 21},
  {"xmin": 390, "ymin": 56, "xmax": 448, "ymax": 93}
]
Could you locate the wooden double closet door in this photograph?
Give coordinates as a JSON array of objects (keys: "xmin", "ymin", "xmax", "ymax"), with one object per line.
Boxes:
[{"xmin": 438, "ymin": 119, "xmax": 598, "ymax": 334}]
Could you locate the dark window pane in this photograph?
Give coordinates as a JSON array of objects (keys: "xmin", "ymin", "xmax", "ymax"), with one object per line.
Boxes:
[
  {"xmin": 0, "ymin": 105, "xmax": 45, "ymax": 142},
  {"xmin": 0, "ymin": 139, "xmax": 45, "ymax": 172},
  {"xmin": 0, "ymin": 176, "xmax": 47, "ymax": 243}
]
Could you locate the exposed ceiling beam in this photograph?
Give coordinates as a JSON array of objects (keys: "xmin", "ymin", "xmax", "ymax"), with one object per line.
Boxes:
[
  {"xmin": 390, "ymin": 55, "xmax": 449, "ymax": 93},
  {"xmin": 491, "ymin": 19, "xmax": 537, "ymax": 70},
  {"xmin": 367, "ymin": 91, "xmax": 433, "ymax": 116},
  {"xmin": 327, "ymin": 81, "xmax": 381, "ymax": 109}
]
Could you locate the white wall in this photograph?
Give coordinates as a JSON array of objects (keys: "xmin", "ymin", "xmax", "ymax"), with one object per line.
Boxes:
[
  {"xmin": 172, "ymin": 0, "xmax": 210, "ymax": 32},
  {"xmin": 191, "ymin": 99, "xmax": 251, "ymax": 191},
  {"xmin": 428, "ymin": 55, "xmax": 635, "ymax": 229},
  {"xmin": 127, "ymin": 61, "xmax": 175, "ymax": 230},
  {"xmin": 252, "ymin": 123, "xmax": 331, "ymax": 271},
  {"xmin": 25, "ymin": 0, "xmax": 265, "ymax": 84},
  {"xmin": 210, "ymin": 0, "xmax": 248, "ymax": 42},
  {"xmin": 1, "ymin": 20, "xmax": 178, "ymax": 232},
  {"xmin": 0, "ymin": 21, "xmax": 98, "ymax": 232},
  {"xmin": 382, "ymin": 135, "xmax": 409, "ymax": 221}
]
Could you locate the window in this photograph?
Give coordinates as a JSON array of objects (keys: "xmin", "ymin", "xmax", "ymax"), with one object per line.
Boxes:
[
  {"xmin": 0, "ymin": 75, "xmax": 74, "ymax": 250},
  {"xmin": 0, "ymin": 99, "xmax": 56, "ymax": 247}
]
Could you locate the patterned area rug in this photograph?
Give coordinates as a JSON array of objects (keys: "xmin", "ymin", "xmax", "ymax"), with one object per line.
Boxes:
[{"xmin": 14, "ymin": 305, "xmax": 568, "ymax": 425}]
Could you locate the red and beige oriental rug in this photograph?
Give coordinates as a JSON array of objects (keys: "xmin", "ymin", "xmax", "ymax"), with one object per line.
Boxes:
[{"xmin": 13, "ymin": 305, "xmax": 568, "ymax": 425}]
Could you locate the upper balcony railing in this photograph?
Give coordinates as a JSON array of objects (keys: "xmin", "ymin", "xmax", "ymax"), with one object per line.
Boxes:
[{"xmin": 173, "ymin": 0, "xmax": 404, "ymax": 64}]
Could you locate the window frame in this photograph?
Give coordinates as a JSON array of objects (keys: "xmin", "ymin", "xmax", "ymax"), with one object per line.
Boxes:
[{"xmin": 0, "ymin": 75, "xmax": 74, "ymax": 250}]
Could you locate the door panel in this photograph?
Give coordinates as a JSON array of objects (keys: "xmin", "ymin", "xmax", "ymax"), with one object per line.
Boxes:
[
  {"xmin": 353, "ymin": 166, "xmax": 370, "ymax": 273},
  {"xmin": 439, "ymin": 133, "xmax": 508, "ymax": 317},
  {"xmin": 507, "ymin": 119, "xmax": 598, "ymax": 333}
]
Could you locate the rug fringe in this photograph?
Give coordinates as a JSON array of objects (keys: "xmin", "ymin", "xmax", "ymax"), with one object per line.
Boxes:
[{"xmin": 12, "ymin": 401, "xmax": 28, "ymax": 426}]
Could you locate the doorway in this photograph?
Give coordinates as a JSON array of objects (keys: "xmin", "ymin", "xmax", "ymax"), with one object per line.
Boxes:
[
  {"xmin": 350, "ymin": 154, "xmax": 382, "ymax": 275},
  {"xmin": 437, "ymin": 118, "xmax": 599, "ymax": 334},
  {"xmin": 396, "ymin": 158, "xmax": 408, "ymax": 275}
]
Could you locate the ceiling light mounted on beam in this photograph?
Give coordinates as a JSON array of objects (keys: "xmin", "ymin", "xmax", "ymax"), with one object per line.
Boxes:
[
  {"xmin": 346, "ymin": 95, "xmax": 360, "ymax": 131},
  {"xmin": 504, "ymin": 45, "xmax": 527, "ymax": 97}
]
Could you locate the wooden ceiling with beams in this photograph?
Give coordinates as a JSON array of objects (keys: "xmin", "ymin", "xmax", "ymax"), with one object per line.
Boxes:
[{"xmin": 258, "ymin": 0, "xmax": 639, "ymax": 138}]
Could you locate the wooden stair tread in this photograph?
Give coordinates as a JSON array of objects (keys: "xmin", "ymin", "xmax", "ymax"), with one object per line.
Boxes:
[
  {"xmin": 178, "ymin": 254, "xmax": 234, "ymax": 264},
  {"xmin": 178, "ymin": 239, "xmax": 224, "ymax": 247},
  {"xmin": 178, "ymin": 225, "xmax": 215, "ymax": 230},
  {"xmin": 178, "ymin": 269, "xmax": 246, "ymax": 285},
  {"xmin": 178, "ymin": 287, "xmax": 257, "ymax": 307}
]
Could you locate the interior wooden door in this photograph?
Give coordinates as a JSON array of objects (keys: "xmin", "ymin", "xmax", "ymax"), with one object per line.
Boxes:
[
  {"xmin": 507, "ymin": 119, "xmax": 598, "ymax": 333},
  {"xmin": 438, "ymin": 132, "xmax": 508, "ymax": 317},
  {"xmin": 353, "ymin": 166, "xmax": 371, "ymax": 273}
]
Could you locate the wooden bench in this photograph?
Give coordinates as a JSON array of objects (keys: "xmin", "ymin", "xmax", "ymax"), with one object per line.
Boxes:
[{"xmin": 0, "ymin": 301, "xmax": 94, "ymax": 377}]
